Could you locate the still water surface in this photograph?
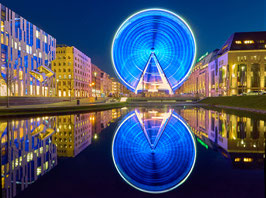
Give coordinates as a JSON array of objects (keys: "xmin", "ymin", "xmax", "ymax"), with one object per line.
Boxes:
[{"xmin": 1, "ymin": 106, "xmax": 265, "ymax": 198}]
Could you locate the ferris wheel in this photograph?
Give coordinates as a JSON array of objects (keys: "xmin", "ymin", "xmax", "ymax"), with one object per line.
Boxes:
[{"xmin": 111, "ymin": 9, "xmax": 196, "ymax": 94}]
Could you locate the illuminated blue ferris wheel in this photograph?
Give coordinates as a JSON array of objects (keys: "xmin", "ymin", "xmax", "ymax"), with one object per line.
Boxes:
[{"xmin": 111, "ymin": 9, "xmax": 196, "ymax": 94}]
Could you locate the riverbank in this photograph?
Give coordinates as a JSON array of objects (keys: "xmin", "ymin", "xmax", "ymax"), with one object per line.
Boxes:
[
  {"xmin": 0, "ymin": 101, "xmax": 127, "ymax": 118},
  {"xmin": 198, "ymin": 95, "xmax": 266, "ymax": 114}
]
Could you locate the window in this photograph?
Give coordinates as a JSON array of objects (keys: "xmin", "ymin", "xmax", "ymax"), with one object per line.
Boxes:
[
  {"xmin": 59, "ymin": 69, "xmax": 61, "ymax": 72},
  {"xmin": 235, "ymin": 40, "xmax": 242, "ymax": 44},
  {"xmin": 244, "ymin": 40, "xmax": 254, "ymax": 44},
  {"xmin": 54, "ymin": 62, "xmax": 56, "ymax": 66}
]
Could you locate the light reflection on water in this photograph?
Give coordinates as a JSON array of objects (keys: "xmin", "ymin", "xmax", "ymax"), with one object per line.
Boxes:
[
  {"xmin": 112, "ymin": 108, "xmax": 197, "ymax": 193},
  {"xmin": 0, "ymin": 107, "xmax": 265, "ymax": 197}
]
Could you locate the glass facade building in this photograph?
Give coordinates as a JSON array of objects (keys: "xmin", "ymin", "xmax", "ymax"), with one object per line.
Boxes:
[{"xmin": 0, "ymin": 3, "xmax": 56, "ymax": 97}]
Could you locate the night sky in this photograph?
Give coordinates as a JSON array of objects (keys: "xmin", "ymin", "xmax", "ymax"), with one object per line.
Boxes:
[{"xmin": 1, "ymin": 0, "xmax": 265, "ymax": 77}]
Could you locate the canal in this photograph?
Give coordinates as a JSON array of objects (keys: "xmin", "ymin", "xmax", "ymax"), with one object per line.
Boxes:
[{"xmin": 1, "ymin": 106, "xmax": 265, "ymax": 198}]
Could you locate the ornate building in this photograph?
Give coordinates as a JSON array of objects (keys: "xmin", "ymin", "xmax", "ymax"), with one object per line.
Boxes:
[{"xmin": 178, "ymin": 32, "xmax": 266, "ymax": 96}]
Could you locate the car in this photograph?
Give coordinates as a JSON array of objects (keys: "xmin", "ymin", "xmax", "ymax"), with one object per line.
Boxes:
[
  {"xmin": 246, "ymin": 91, "xmax": 265, "ymax": 96},
  {"xmin": 259, "ymin": 91, "xmax": 266, "ymax": 95}
]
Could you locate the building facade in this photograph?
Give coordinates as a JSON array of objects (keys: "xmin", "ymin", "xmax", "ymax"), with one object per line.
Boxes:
[
  {"xmin": 178, "ymin": 32, "xmax": 266, "ymax": 96},
  {"xmin": 91, "ymin": 64, "xmax": 102, "ymax": 98},
  {"xmin": 52, "ymin": 45, "xmax": 91, "ymax": 98},
  {"xmin": 100, "ymin": 71, "xmax": 112, "ymax": 97},
  {"xmin": 0, "ymin": 4, "xmax": 56, "ymax": 97}
]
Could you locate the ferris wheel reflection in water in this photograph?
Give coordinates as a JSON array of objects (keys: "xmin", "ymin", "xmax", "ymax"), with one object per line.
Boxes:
[{"xmin": 112, "ymin": 108, "xmax": 197, "ymax": 193}]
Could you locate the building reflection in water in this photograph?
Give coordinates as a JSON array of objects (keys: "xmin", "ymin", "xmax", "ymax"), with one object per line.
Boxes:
[
  {"xmin": 1, "ymin": 107, "xmax": 262, "ymax": 197},
  {"xmin": 178, "ymin": 107, "xmax": 265, "ymax": 168},
  {"xmin": 1, "ymin": 108, "xmax": 125, "ymax": 198},
  {"xmin": 0, "ymin": 117, "xmax": 57, "ymax": 198},
  {"xmin": 112, "ymin": 108, "xmax": 197, "ymax": 193}
]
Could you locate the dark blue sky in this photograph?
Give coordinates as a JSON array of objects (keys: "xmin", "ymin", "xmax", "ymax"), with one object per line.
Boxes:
[{"xmin": 1, "ymin": 0, "xmax": 265, "ymax": 76}]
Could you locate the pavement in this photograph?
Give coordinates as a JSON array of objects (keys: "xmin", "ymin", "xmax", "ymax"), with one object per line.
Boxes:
[
  {"xmin": 0, "ymin": 98, "xmax": 107, "ymax": 110},
  {"xmin": 0, "ymin": 98, "xmax": 127, "ymax": 117}
]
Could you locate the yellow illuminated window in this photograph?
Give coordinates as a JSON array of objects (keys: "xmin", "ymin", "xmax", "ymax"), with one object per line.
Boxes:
[
  {"xmin": 1, "ymin": 33, "xmax": 4, "ymax": 44},
  {"xmin": 1, "ymin": 21, "xmax": 4, "ymax": 32},
  {"xmin": 37, "ymin": 167, "xmax": 42, "ymax": 175},
  {"xmin": 244, "ymin": 40, "xmax": 254, "ymax": 44},
  {"xmin": 234, "ymin": 158, "xmax": 241, "ymax": 162},
  {"xmin": 235, "ymin": 40, "xmax": 242, "ymax": 44},
  {"xmin": 243, "ymin": 158, "xmax": 253, "ymax": 162}
]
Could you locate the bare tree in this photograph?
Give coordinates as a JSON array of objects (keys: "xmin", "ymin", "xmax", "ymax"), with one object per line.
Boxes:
[
  {"xmin": 67, "ymin": 79, "xmax": 74, "ymax": 101},
  {"xmin": 5, "ymin": 60, "xmax": 17, "ymax": 107}
]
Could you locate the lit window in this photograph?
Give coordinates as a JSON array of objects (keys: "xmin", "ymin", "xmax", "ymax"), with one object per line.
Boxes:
[
  {"xmin": 235, "ymin": 40, "xmax": 241, "ymax": 44},
  {"xmin": 36, "ymin": 31, "xmax": 39, "ymax": 38},
  {"xmin": 243, "ymin": 158, "xmax": 253, "ymax": 162},
  {"xmin": 37, "ymin": 167, "xmax": 42, "ymax": 176},
  {"xmin": 244, "ymin": 40, "xmax": 254, "ymax": 44}
]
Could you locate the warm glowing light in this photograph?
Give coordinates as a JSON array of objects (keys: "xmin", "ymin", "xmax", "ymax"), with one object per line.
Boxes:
[
  {"xmin": 243, "ymin": 158, "xmax": 253, "ymax": 162},
  {"xmin": 120, "ymin": 97, "xmax": 128, "ymax": 102},
  {"xmin": 235, "ymin": 40, "xmax": 242, "ymax": 44},
  {"xmin": 244, "ymin": 40, "xmax": 254, "ymax": 44}
]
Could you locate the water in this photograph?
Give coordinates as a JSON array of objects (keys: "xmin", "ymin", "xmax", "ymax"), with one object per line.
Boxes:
[{"xmin": 1, "ymin": 106, "xmax": 265, "ymax": 198}]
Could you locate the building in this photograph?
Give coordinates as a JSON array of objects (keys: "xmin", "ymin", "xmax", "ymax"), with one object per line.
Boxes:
[
  {"xmin": 110, "ymin": 77, "xmax": 121, "ymax": 97},
  {"xmin": 0, "ymin": 4, "xmax": 57, "ymax": 97},
  {"xmin": 1, "ymin": 117, "xmax": 57, "ymax": 198},
  {"xmin": 52, "ymin": 114, "xmax": 92, "ymax": 157},
  {"xmin": 100, "ymin": 71, "xmax": 112, "ymax": 97},
  {"xmin": 178, "ymin": 50, "xmax": 219, "ymax": 97},
  {"xmin": 178, "ymin": 31, "xmax": 266, "ymax": 96},
  {"xmin": 91, "ymin": 64, "xmax": 102, "ymax": 98},
  {"xmin": 52, "ymin": 45, "xmax": 91, "ymax": 98}
]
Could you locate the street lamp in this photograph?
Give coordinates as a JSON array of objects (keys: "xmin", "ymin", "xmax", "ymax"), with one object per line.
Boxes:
[
  {"xmin": 56, "ymin": 79, "xmax": 59, "ymax": 97},
  {"xmin": 94, "ymin": 72, "xmax": 97, "ymax": 101}
]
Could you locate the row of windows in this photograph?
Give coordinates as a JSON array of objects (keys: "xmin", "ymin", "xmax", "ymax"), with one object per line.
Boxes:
[
  {"xmin": 53, "ymin": 62, "xmax": 71, "ymax": 66},
  {"xmin": 237, "ymin": 56, "xmax": 266, "ymax": 62}
]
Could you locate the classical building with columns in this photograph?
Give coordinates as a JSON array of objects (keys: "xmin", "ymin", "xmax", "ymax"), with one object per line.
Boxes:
[
  {"xmin": 0, "ymin": 3, "xmax": 57, "ymax": 97},
  {"xmin": 178, "ymin": 31, "xmax": 266, "ymax": 96}
]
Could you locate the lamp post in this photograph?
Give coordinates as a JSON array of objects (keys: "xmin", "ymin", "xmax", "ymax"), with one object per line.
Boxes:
[
  {"xmin": 94, "ymin": 72, "xmax": 97, "ymax": 101},
  {"xmin": 56, "ymin": 79, "xmax": 59, "ymax": 97}
]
